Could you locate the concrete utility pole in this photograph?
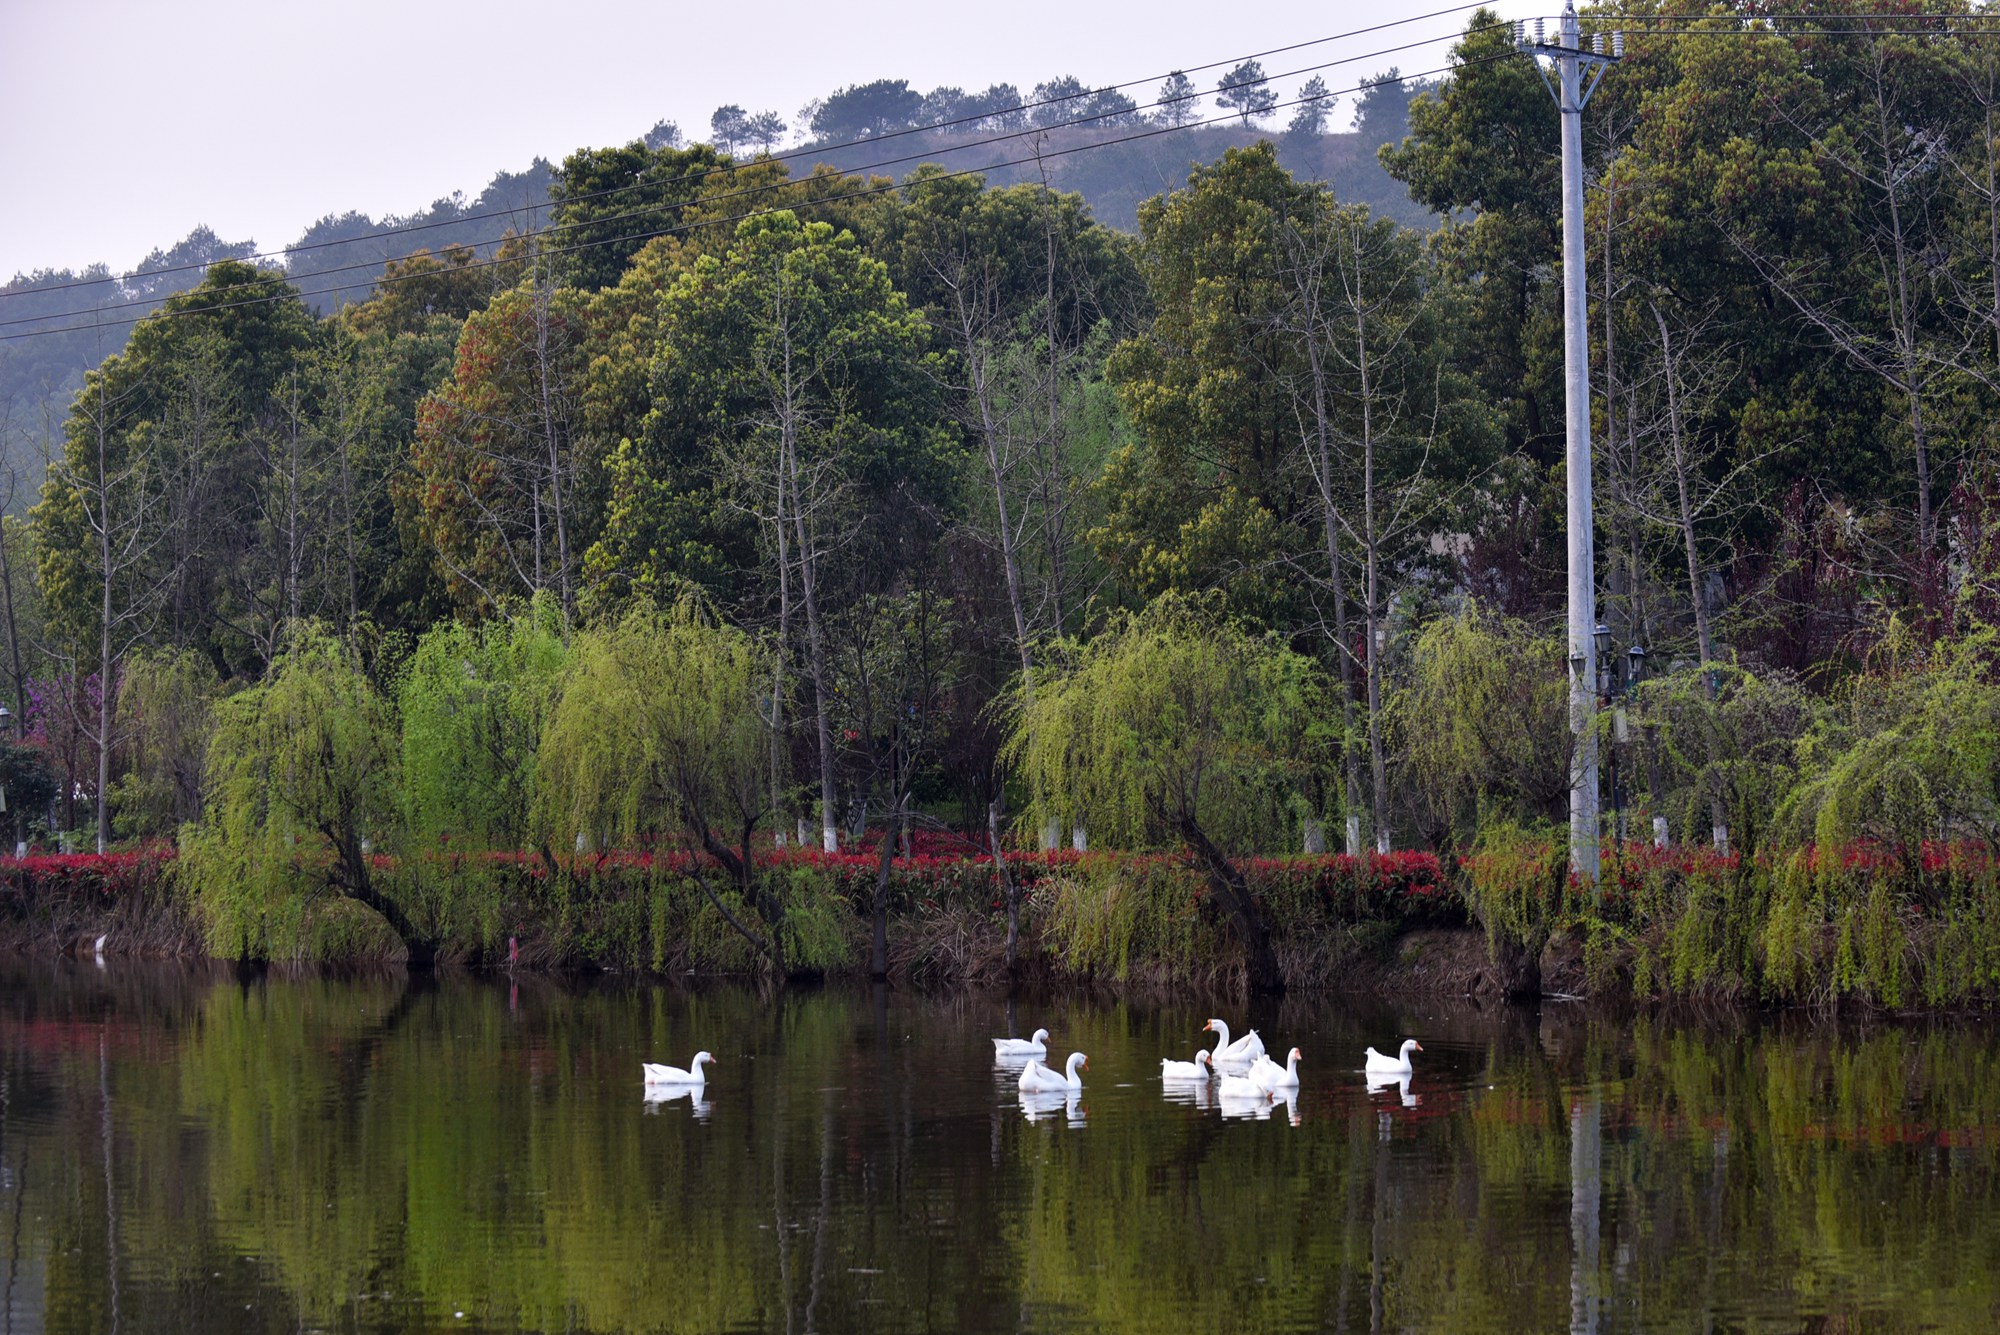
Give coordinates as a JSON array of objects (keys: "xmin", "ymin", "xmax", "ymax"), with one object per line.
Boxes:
[{"xmin": 1518, "ymin": 5, "xmax": 1621, "ymax": 890}]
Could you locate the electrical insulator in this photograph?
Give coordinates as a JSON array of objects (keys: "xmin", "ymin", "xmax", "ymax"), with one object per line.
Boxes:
[
  {"xmin": 1513, "ymin": 18, "xmax": 1525, "ymax": 46},
  {"xmin": 1613, "ymin": 30, "xmax": 1624, "ymax": 57},
  {"xmin": 1535, "ymin": 17, "xmax": 1545, "ymax": 43},
  {"xmin": 1592, "ymin": 32, "xmax": 1604, "ymax": 55}
]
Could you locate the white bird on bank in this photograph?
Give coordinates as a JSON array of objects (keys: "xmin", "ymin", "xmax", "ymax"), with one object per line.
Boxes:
[
  {"xmin": 1203, "ymin": 1018, "xmax": 1265, "ymax": 1068},
  {"xmin": 1160, "ymin": 1050, "xmax": 1214, "ymax": 1081},
  {"xmin": 642, "ymin": 1052, "xmax": 715, "ymax": 1085},
  {"xmin": 1018, "ymin": 1052, "xmax": 1087, "ymax": 1093},
  {"xmin": 1250, "ymin": 1047, "xmax": 1302, "ymax": 1091},
  {"xmin": 1363, "ymin": 1039, "xmax": 1423, "ymax": 1076},
  {"xmin": 93, "ymin": 933, "xmax": 107, "ymax": 957},
  {"xmin": 992, "ymin": 1028, "xmax": 1050, "ymax": 1060}
]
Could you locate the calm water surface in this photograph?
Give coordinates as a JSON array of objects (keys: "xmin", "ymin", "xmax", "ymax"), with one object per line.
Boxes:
[{"xmin": 3, "ymin": 958, "xmax": 1999, "ymax": 1333}]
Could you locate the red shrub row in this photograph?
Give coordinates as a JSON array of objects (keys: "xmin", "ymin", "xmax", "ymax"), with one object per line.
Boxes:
[{"xmin": 0, "ymin": 844, "xmax": 176, "ymax": 900}]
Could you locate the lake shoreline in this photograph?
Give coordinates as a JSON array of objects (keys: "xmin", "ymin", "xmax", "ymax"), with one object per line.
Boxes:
[
  {"xmin": 9, "ymin": 841, "xmax": 2000, "ymax": 1014},
  {"xmin": 22, "ymin": 917, "xmax": 1992, "ymax": 1021}
]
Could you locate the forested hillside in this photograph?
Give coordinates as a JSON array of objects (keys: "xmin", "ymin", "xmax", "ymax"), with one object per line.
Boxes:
[
  {"xmin": 0, "ymin": 66, "xmax": 1427, "ymax": 484},
  {"xmin": 2, "ymin": 6, "xmax": 1997, "ymax": 986}
]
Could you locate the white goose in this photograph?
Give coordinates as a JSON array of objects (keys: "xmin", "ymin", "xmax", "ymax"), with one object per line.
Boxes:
[
  {"xmin": 1018, "ymin": 1052, "xmax": 1087, "ymax": 1093},
  {"xmin": 1203, "ymin": 1018, "xmax": 1266, "ymax": 1068},
  {"xmin": 1363, "ymin": 1039, "xmax": 1422, "ymax": 1075},
  {"xmin": 1217, "ymin": 1070, "xmax": 1271, "ymax": 1103},
  {"xmin": 992, "ymin": 1028, "xmax": 1050, "ymax": 1060},
  {"xmin": 1250, "ymin": 1046, "xmax": 1302, "ymax": 1091},
  {"xmin": 1160, "ymin": 1050, "xmax": 1214, "ymax": 1081},
  {"xmin": 642, "ymin": 1051, "xmax": 715, "ymax": 1085}
]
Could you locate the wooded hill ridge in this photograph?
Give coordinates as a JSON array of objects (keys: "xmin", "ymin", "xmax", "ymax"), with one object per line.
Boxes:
[{"xmin": 0, "ymin": 68, "xmax": 1429, "ymax": 479}]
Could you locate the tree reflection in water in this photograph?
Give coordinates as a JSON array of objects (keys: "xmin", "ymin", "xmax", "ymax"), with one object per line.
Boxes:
[{"xmin": 0, "ymin": 959, "xmax": 1998, "ymax": 1332}]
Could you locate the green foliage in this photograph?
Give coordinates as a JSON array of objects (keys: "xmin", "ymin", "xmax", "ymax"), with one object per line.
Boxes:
[
  {"xmin": 586, "ymin": 210, "xmax": 954, "ymax": 616},
  {"xmin": 547, "ymin": 141, "xmax": 733, "ymax": 292},
  {"xmin": 1783, "ymin": 627, "xmax": 2000, "ymax": 864},
  {"xmin": 179, "ymin": 623, "xmax": 400, "ymax": 960},
  {"xmin": 1005, "ymin": 592, "xmax": 1328, "ymax": 852},
  {"xmin": 535, "ymin": 598, "xmax": 768, "ymax": 854},
  {"xmin": 111, "ymin": 646, "xmax": 220, "ymax": 838},
  {"xmin": 1398, "ymin": 601, "xmax": 1570, "ymax": 841},
  {"xmin": 400, "ymin": 595, "xmax": 568, "ymax": 849},
  {"xmin": 1036, "ymin": 858, "xmax": 1213, "ymax": 983},
  {"xmin": 1460, "ymin": 817, "xmax": 1567, "ymax": 963},
  {"xmin": 33, "ymin": 261, "xmax": 321, "ymax": 675},
  {"xmin": 409, "ymin": 278, "xmax": 595, "ymax": 617},
  {"xmin": 0, "ymin": 743, "xmax": 56, "ymax": 833},
  {"xmin": 1644, "ymin": 661, "xmax": 1815, "ymax": 857}
]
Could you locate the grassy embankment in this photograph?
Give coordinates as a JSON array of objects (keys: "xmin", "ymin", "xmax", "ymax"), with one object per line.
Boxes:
[{"xmin": 8, "ymin": 831, "xmax": 2000, "ymax": 1009}]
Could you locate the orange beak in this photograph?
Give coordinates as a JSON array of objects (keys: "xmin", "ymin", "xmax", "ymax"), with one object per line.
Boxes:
[{"xmin": 1413, "ymin": 1043, "xmax": 1424, "ymax": 1052}]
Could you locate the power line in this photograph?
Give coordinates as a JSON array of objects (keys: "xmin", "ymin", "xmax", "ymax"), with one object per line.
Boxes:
[
  {"xmin": 0, "ymin": 2, "xmax": 1496, "ymax": 303},
  {"xmin": 15, "ymin": 10, "xmax": 1954, "ymax": 341},
  {"xmin": 0, "ymin": 28, "xmax": 1490, "ymax": 337},
  {"xmin": 0, "ymin": 48, "xmax": 1516, "ymax": 347},
  {"xmin": 11, "ymin": 8, "xmax": 1951, "ymax": 308}
]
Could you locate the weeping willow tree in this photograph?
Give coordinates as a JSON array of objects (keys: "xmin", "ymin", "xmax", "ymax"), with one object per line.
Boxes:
[
  {"xmin": 1642, "ymin": 662, "xmax": 1813, "ymax": 859},
  {"xmin": 1781, "ymin": 623, "xmax": 2000, "ymax": 870},
  {"xmin": 179, "ymin": 622, "xmax": 409, "ymax": 961},
  {"xmin": 400, "ymin": 593, "xmax": 569, "ymax": 850},
  {"xmin": 535, "ymin": 599, "xmax": 790, "ymax": 973},
  {"xmin": 1396, "ymin": 600, "xmax": 1572, "ymax": 846},
  {"xmin": 110, "ymin": 645, "xmax": 221, "ymax": 838},
  {"xmin": 1004, "ymin": 593, "xmax": 1328, "ymax": 993}
]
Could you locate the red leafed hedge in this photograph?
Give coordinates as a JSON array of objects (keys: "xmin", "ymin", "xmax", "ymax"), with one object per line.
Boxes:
[{"xmin": 0, "ymin": 845, "xmax": 176, "ymax": 900}]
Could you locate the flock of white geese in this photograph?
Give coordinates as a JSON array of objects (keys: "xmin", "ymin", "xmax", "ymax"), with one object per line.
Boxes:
[
  {"xmin": 997, "ymin": 1019, "xmax": 1424, "ymax": 1124},
  {"xmin": 638, "ymin": 1022, "xmax": 1425, "ymax": 1124}
]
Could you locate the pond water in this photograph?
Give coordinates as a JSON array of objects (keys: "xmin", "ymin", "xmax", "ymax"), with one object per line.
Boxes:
[{"xmin": 3, "ymin": 958, "xmax": 1998, "ymax": 1333}]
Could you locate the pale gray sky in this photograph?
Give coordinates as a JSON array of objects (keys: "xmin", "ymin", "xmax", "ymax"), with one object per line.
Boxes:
[{"xmin": 0, "ymin": 0, "xmax": 1530, "ymax": 279}]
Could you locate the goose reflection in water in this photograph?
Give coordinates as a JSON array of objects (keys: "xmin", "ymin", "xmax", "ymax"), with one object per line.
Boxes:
[
  {"xmin": 1217, "ymin": 1087, "xmax": 1302, "ymax": 1124},
  {"xmin": 1018, "ymin": 1089, "xmax": 1085, "ymax": 1126},
  {"xmin": 1366, "ymin": 1071, "xmax": 1419, "ymax": 1108},
  {"xmin": 642, "ymin": 1086, "xmax": 714, "ymax": 1121},
  {"xmin": 1217, "ymin": 1086, "xmax": 1276, "ymax": 1121}
]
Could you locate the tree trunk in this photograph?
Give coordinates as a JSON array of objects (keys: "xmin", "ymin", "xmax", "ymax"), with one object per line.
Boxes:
[
  {"xmin": 1035, "ymin": 171, "xmax": 1072, "ymax": 638},
  {"xmin": 989, "ymin": 794, "xmax": 1023, "ymax": 972},
  {"xmin": 1177, "ymin": 815, "xmax": 1284, "ymax": 994},
  {"xmin": 870, "ymin": 792, "xmax": 901, "ymax": 980},
  {"xmin": 1490, "ymin": 934, "xmax": 1543, "ymax": 1001},
  {"xmin": 95, "ymin": 396, "xmax": 114, "ymax": 857},
  {"xmin": 532, "ymin": 273, "xmax": 574, "ymax": 618},
  {"xmin": 774, "ymin": 291, "xmax": 839, "ymax": 855},
  {"xmin": 0, "ymin": 485, "xmax": 25, "ymax": 852},
  {"xmin": 324, "ymin": 819, "xmax": 432, "ymax": 966},
  {"xmin": 1357, "ymin": 252, "xmax": 1390, "ymax": 855},
  {"xmin": 1653, "ymin": 305, "xmax": 1729, "ymax": 855},
  {"xmin": 769, "ymin": 425, "xmax": 794, "ymax": 846},
  {"xmin": 1305, "ymin": 313, "xmax": 1364, "ymax": 856}
]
